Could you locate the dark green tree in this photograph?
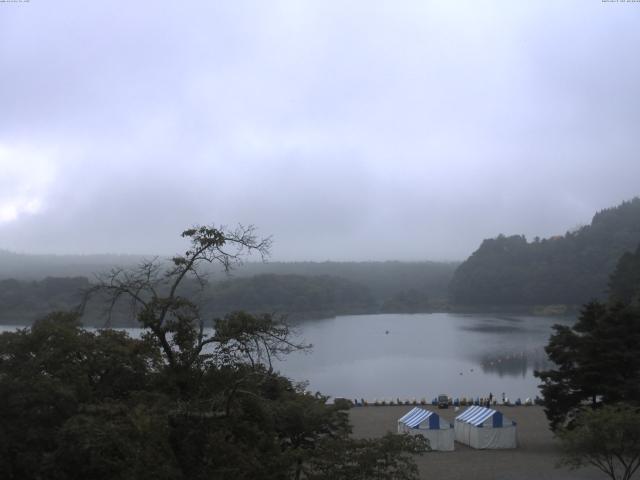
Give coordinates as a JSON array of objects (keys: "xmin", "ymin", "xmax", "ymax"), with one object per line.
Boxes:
[
  {"xmin": 0, "ymin": 311, "xmax": 164, "ymax": 479},
  {"xmin": 536, "ymin": 245, "xmax": 640, "ymax": 430},
  {"xmin": 52, "ymin": 401, "xmax": 180, "ymax": 480},
  {"xmin": 557, "ymin": 404, "xmax": 640, "ymax": 480},
  {"xmin": 304, "ymin": 433, "xmax": 429, "ymax": 480},
  {"xmin": 85, "ymin": 225, "xmax": 272, "ymax": 375},
  {"xmin": 450, "ymin": 198, "xmax": 640, "ymax": 307},
  {"xmin": 380, "ymin": 288, "xmax": 431, "ymax": 313},
  {"xmin": 1, "ymin": 224, "xmax": 428, "ymax": 480},
  {"xmin": 609, "ymin": 243, "xmax": 640, "ymax": 308},
  {"xmin": 535, "ymin": 302, "xmax": 640, "ymax": 430}
]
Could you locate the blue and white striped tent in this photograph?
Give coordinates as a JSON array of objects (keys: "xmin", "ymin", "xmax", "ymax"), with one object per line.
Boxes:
[
  {"xmin": 454, "ymin": 406, "xmax": 516, "ymax": 449},
  {"xmin": 397, "ymin": 407, "xmax": 454, "ymax": 451}
]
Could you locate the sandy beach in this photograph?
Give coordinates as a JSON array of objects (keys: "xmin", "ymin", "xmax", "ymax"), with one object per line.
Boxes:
[{"xmin": 349, "ymin": 405, "xmax": 604, "ymax": 480}]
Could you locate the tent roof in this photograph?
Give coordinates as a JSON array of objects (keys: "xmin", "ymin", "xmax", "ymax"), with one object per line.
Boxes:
[
  {"xmin": 455, "ymin": 406, "xmax": 500, "ymax": 426},
  {"xmin": 398, "ymin": 407, "xmax": 435, "ymax": 428}
]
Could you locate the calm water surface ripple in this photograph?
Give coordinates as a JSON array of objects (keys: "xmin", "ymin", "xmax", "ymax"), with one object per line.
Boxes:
[
  {"xmin": 276, "ymin": 313, "xmax": 573, "ymax": 401},
  {"xmin": 1, "ymin": 313, "xmax": 573, "ymax": 402}
]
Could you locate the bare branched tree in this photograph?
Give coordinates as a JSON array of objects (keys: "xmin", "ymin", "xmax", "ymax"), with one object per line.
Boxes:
[
  {"xmin": 213, "ymin": 311, "xmax": 311, "ymax": 371},
  {"xmin": 82, "ymin": 224, "xmax": 272, "ymax": 372}
]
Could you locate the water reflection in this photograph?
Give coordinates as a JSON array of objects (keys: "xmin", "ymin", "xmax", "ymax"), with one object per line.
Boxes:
[
  {"xmin": 276, "ymin": 313, "xmax": 573, "ymax": 399},
  {"xmin": 478, "ymin": 347, "xmax": 552, "ymax": 378},
  {"xmin": 460, "ymin": 324, "xmax": 522, "ymax": 334},
  {"xmin": 0, "ymin": 313, "xmax": 571, "ymax": 400}
]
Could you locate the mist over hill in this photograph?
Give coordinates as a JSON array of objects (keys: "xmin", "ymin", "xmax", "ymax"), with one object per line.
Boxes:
[
  {"xmin": 0, "ymin": 253, "xmax": 458, "ymax": 300},
  {"xmin": 0, "ymin": 259, "xmax": 458, "ymax": 326},
  {"xmin": 206, "ymin": 274, "xmax": 377, "ymax": 320},
  {"xmin": 0, "ymin": 251, "xmax": 147, "ymax": 280},
  {"xmin": 4, "ymin": 196, "xmax": 639, "ymax": 323},
  {"xmin": 225, "ymin": 261, "xmax": 458, "ymax": 301},
  {"xmin": 450, "ymin": 198, "xmax": 640, "ymax": 307}
]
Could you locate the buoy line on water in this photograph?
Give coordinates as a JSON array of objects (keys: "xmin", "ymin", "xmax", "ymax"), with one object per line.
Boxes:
[{"xmin": 332, "ymin": 395, "xmax": 544, "ymax": 407}]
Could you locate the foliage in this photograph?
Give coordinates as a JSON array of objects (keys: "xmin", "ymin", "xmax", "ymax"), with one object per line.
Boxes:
[
  {"xmin": 84, "ymin": 225, "xmax": 271, "ymax": 371},
  {"xmin": 53, "ymin": 401, "xmax": 180, "ymax": 480},
  {"xmin": 0, "ymin": 267, "xmax": 452, "ymax": 325},
  {"xmin": 557, "ymin": 404, "xmax": 640, "ymax": 480},
  {"xmin": 207, "ymin": 274, "xmax": 376, "ymax": 320},
  {"xmin": 222, "ymin": 260, "xmax": 458, "ymax": 304},
  {"xmin": 537, "ymin": 248, "xmax": 640, "ymax": 477},
  {"xmin": 304, "ymin": 434, "xmax": 429, "ymax": 480},
  {"xmin": 535, "ymin": 302, "xmax": 640, "ymax": 430},
  {"xmin": 609, "ymin": 243, "xmax": 640, "ymax": 308},
  {"xmin": 380, "ymin": 288, "xmax": 431, "ymax": 313},
  {"xmin": 0, "ymin": 251, "xmax": 458, "ymax": 309},
  {"xmin": 213, "ymin": 311, "xmax": 309, "ymax": 370},
  {"xmin": 0, "ymin": 224, "xmax": 427, "ymax": 479},
  {"xmin": 450, "ymin": 197, "xmax": 640, "ymax": 306},
  {"xmin": 0, "ymin": 277, "xmax": 89, "ymax": 324},
  {"xmin": 0, "ymin": 312, "xmax": 163, "ymax": 479}
]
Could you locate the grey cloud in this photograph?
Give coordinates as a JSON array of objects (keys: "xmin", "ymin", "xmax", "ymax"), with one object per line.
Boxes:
[{"xmin": 1, "ymin": 1, "xmax": 639, "ymax": 260}]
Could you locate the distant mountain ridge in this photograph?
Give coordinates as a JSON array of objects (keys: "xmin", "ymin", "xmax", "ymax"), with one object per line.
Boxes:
[
  {"xmin": 0, "ymin": 251, "xmax": 147, "ymax": 280},
  {"xmin": 0, "ymin": 259, "xmax": 458, "ymax": 325},
  {"xmin": 0, "ymin": 253, "xmax": 457, "ymax": 302},
  {"xmin": 206, "ymin": 273, "xmax": 377, "ymax": 320},
  {"xmin": 0, "ymin": 274, "xmax": 378, "ymax": 326},
  {"xmin": 449, "ymin": 198, "xmax": 640, "ymax": 307}
]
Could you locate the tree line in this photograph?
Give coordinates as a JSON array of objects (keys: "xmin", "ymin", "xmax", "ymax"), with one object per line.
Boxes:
[
  {"xmin": 0, "ymin": 251, "xmax": 457, "ymax": 306},
  {"xmin": 450, "ymin": 198, "xmax": 640, "ymax": 307},
  {"xmin": 535, "ymin": 243, "xmax": 640, "ymax": 480},
  {"xmin": 0, "ymin": 272, "xmax": 449, "ymax": 326}
]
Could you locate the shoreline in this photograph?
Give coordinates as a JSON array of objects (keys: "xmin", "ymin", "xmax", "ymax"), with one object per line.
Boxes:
[
  {"xmin": 334, "ymin": 397, "xmax": 541, "ymax": 407},
  {"xmin": 0, "ymin": 305, "xmax": 578, "ymax": 327}
]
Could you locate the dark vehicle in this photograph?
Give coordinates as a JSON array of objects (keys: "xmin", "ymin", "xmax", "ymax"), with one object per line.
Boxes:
[{"xmin": 438, "ymin": 394, "xmax": 449, "ymax": 408}]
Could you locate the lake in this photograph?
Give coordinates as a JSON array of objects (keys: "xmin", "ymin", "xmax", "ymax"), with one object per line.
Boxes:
[
  {"xmin": 276, "ymin": 313, "xmax": 573, "ymax": 402},
  {"xmin": 0, "ymin": 313, "xmax": 573, "ymax": 402}
]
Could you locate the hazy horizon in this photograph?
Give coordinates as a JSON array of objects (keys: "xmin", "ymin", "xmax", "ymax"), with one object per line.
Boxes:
[
  {"xmin": 0, "ymin": 196, "xmax": 634, "ymax": 263},
  {"xmin": 1, "ymin": 248, "xmax": 462, "ymax": 264},
  {"xmin": 2, "ymin": 1, "xmax": 639, "ymax": 261}
]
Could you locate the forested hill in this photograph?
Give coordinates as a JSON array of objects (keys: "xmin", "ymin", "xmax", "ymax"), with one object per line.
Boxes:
[
  {"xmin": 0, "ymin": 253, "xmax": 457, "ymax": 302},
  {"xmin": 609, "ymin": 242, "xmax": 640, "ymax": 308},
  {"xmin": 226, "ymin": 261, "xmax": 458, "ymax": 302},
  {"xmin": 0, "ymin": 267, "xmax": 456, "ymax": 326},
  {"xmin": 0, "ymin": 277, "xmax": 90, "ymax": 324},
  {"xmin": 206, "ymin": 274, "xmax": 376, "ymax": 320},
  {"xmin": 0, "ymin": 274, "xmax": 377, "ymax": 326},
  {"xmin": 449, "ymin": 198, "xmax": 640, "ymax": 307},
  {"xmin": 0, "ymin": 257, "xmax": 458, "ymax": 323}
]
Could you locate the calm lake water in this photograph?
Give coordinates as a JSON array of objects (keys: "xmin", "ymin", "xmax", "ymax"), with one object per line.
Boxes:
[
  {"xmin": 0, "ymin": 313, "xmax": 573, "ymax": 402},
  {"xmin": 276, "ymin": 313, "xmax": 573, "ymax": 402}
]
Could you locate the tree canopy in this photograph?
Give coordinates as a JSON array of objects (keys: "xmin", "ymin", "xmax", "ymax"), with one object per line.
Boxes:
[
  {"xmin": 535, "ymin": 302, "xmax": 640, "ymax": 430},
  {"xmin": 207, "ymin": 274, "xmax": 376, "ymax": 320},
  {"xmin": 450, "ymin": 198, "xmax": 640, "ymax": 306},
  {"xmin": 535, "ymin": 245, "xmax": 640, "ymax": 430},
  {"xmin": 609, "ymin": 243, "xmax": 640, "ymax": 308},
  {"xmin": 0, "ymin": 268, "xmax": 452, "ymax": 326},
  {"xmin": 0, "ymin": 224, "xmax": 428, "ymax": 479},
  {"xmin": 557, "ymin": 404, "xmax": 640, "ymax": 480}
]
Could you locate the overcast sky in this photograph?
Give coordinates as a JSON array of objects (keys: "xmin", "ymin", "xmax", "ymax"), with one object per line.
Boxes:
[{"xmin": 1, "ymin": 1, "xmax": 639, "ymax": 261}]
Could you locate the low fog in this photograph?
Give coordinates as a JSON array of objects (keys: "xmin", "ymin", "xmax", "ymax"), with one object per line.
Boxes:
[{"xmin": 1, "ymin": 1, "xmax": 639, "ymax": 261}]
